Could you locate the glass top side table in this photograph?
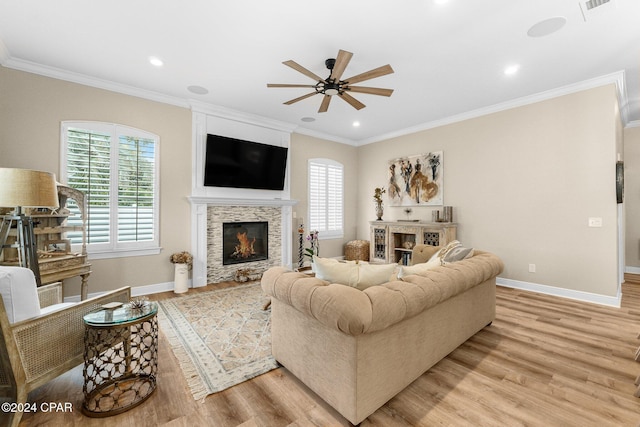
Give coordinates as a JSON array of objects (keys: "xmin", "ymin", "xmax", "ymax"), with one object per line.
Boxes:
[{"xmin": 82, "ymin": 301, "xmax": 158, "ymax": 417}]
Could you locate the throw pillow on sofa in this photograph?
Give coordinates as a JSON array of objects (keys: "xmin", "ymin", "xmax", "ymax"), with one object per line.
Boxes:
[
  {"xmin": 312, "ymin": 256, "xmax": 399, "ymax": 290},
  {"xmin": 429, "ymin": 240, "xmax": 474, "ymax": 266},
  {"xmin": 396, "ymin": 256, "xmax": 441, "ymax": 280},
  {"xmin": 357, "ymin": 262, "xmax": 398, "ymax": 290},
  {"xmin": 312, "ymin": 256, "xmax": 359, "ymax": 287}
]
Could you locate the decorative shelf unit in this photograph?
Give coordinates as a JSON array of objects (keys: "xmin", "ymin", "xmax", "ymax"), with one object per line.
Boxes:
[
  {"xmin": 369, "ymin": 221, "xmax": 457, "ymax": 265},
  {"xmin": 0, "ymin": 184, "xmax": 91, "ymax": 299}
]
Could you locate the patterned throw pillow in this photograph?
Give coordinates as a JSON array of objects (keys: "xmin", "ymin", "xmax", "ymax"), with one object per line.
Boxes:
[{"xmin": 428, "ymin": 240, "xmax": 474, "ymax": 266}]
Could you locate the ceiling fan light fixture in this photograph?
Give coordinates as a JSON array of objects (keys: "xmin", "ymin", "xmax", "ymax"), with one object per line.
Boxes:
[{"xmin": 325, "ymin": 87, "xmax": 340, "ymax": 96}]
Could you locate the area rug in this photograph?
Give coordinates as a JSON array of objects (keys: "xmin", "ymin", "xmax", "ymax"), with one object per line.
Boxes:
[{"xmin": 157, "ymin": 282, "xmax": 276, "ymax": 400}]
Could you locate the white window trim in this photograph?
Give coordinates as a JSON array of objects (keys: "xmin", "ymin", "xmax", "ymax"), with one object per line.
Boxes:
[
  {"xmin": 308, "ymin": 158, "xmax": 344, "ymax": 240},
  {"xmin": 60, "ymin": 121, "xmax": 161, "ymax": 259}
]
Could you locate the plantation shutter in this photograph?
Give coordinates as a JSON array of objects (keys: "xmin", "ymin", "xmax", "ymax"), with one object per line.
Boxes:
[
  {"xmin": 118, "ymin": 136, "xmax": 156, "ymax": 242},
  {"xmin": 308, "ymin": 159, "xmax": 344, "ymax": 238},
  {"xmin": 66, "ymin": 128, "xmax": 112, "ymax": 245}
]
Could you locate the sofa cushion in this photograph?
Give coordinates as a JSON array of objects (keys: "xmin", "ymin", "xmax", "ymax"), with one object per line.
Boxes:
[{"xmin": 313, "ymin": 256, "xmax": 359, "ymax": 287}]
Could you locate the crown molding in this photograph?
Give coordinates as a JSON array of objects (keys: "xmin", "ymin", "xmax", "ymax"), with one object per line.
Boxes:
[
  {"xmin": 358, "ymin": 71, "xmax": 629, "ymax": 146},
  {"xmin": 1, "ymin": 55, "xmax": 191, "ymax": 109},
  {"xmin": 293, "ymin": 126, "xmax": 358, "ymax": 146}
]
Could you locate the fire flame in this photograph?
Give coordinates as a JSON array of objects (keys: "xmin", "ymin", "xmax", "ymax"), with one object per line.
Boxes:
[{"xmin": 232, "ymin": 231, "xmax": 256, "ymax": 259}]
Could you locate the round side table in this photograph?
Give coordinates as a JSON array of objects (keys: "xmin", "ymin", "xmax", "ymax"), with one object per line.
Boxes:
[{"xmin": 82, "ymin": 301, "xmax": 158, "ymax": 417}]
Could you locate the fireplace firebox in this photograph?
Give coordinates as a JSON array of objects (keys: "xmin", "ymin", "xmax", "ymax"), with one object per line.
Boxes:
[{"xmin": 222, "ymin": 221, "xmax": 268, "ymax": 265}]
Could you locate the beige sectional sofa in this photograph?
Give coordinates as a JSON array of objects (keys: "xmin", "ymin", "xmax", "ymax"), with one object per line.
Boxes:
[{"xmin": 261, "ymin": 245, "xmax": 504, "ymax": 425}]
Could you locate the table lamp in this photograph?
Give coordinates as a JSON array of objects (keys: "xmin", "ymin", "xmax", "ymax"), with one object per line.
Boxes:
[{"xmin": 0, "ymin": 168, "xmax": 60, "ymax": 285}]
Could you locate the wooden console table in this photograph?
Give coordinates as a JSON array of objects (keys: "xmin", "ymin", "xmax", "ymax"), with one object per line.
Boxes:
[{"xmin": 369, "ymin": 221, "xmax": 457, "ymax": 265}]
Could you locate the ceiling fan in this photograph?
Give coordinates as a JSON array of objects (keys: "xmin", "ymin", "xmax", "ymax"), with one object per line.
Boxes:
[{"xmin": 267, "ymin": 49, "xmax": 394, "ymax": 113}]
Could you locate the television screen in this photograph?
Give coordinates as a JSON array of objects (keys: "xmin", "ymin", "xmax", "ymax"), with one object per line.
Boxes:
[{"xmin": 204, "ymin": 134, "xmax": 288, "ymax": 190}]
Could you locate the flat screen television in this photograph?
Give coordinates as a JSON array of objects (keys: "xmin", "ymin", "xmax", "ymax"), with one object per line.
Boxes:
[{"xmin": 204, "ymin": 134, "xmax": 288, "ymax": 190}]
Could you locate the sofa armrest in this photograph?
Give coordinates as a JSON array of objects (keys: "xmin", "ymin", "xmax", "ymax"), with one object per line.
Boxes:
[
  {"xmin": 261, "ymin": 267, "xmax": 373, "ymax": 335},
  {"xmin": 11, "ymin": 286, "xmax": 131, "ymax": 388},
  {"xmin": 37, "ymin": 282, "xmax": 63, "ymax": 308}
]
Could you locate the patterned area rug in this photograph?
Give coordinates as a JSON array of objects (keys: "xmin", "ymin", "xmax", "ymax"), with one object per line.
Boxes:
[{"xmin": 157, "ymin": 282, "xmax": 276, "ymax": 400}]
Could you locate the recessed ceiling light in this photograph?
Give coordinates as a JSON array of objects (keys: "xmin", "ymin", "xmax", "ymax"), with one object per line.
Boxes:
[
  {"xmin": 504, "ymin": 64, "xmax": 520, "ymax": 76},
  {"xmin": 353, "ymin": 121, "xmax": 361, "ymax": 127},
  {"xmin": 187, "ymin": 85, "xmax": 209, "ymax": 95},
  {"xmin": 149, "ymin": 56, "xmax": 164, "ymax": 67},
  {"xmin": 301, "ymin": 117, "xmax": 315, "ymax": 122},
  {"xmin": 527, "ymin": 16, "xmax": 567, "ymax": 38}
]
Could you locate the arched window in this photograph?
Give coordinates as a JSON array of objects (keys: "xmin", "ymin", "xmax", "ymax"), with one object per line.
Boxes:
[{"xmin": 60, "ymin": 121, "xmax": 160, "ymax": 258}]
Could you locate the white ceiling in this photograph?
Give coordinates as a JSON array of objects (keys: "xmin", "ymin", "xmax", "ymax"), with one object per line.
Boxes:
[{"xmin": 1, "ymin": 0, "xmax": 638, "ymax": 145}]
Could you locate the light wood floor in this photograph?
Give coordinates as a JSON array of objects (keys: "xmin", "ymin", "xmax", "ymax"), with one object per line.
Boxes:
[{"xmin": 18, "ymin": 281, "xmax": 640, "ymax": 426}]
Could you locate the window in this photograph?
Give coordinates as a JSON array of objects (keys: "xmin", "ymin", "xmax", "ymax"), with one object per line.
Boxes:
[
  {"xmin": 61, "ymin": 122, "xmax": 160, "ymax": 258},
  {"xmin": 308, "ymin": 158, "xmax": 344, "ymax": 239}
]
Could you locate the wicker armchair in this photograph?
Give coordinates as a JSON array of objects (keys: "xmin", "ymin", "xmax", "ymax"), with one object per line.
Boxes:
[{"xmin": 0, "ymin": 267, "xmax": 130, "ymax": 427}]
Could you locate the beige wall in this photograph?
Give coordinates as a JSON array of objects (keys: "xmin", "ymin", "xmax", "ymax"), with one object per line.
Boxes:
[
  {"xmin": 357, "ymin": 85, "xmax": 621, "ymax": 297},
  {"xmin": 289, "ymin": 133, "xmax": 359, "ymax": 265},
  {"xmin": 625, "ymin": 126, "xmax": 640, "ymax": 269},
  {"xmin": 0, "ymin": 67, "xmax": 192, "ymax": 296}
]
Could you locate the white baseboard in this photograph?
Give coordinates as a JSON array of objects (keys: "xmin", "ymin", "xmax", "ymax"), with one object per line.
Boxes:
[
  {"xmin": 625, "ymin": 266, "xmax": 640, "ymax": 275},
  {"xmin": 497, "ymin": 277, "xmax": 621, "ymax": 308},
  {"xmin": 63, "ymin": 280, "xmax": 192, "ymax": 303}
]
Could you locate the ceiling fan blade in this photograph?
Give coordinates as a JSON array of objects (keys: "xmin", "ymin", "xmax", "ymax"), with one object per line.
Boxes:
[
  {"xmin": 330, "ymin": 49, "xmax": 353, "ymax": 81},
  {"xmin": 283, "ymin": 60, "xmax": 324, "ymax": 82},
  {"xmin": 267, "ymin": 83, "xmax": 317, "ymax": 88},
  {"xmin": 338, "ymin": 92, "xmax": 366, "ymax": 110},
  {"xmin": 347, "ymin": 86, "xmax": 394, "ymax": 97},
  {"xmin": 284, "ymin": 92, "xmax": 318, "ymax": 105},
  {"xmin": 344, "ymin": 64, "xmax": 394, "ymax": 85},
  {"xmin": 318, "ymin": 95, "xmax": 332, "ymax": 113}
]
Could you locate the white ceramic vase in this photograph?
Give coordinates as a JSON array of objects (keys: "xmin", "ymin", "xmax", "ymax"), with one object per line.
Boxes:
[{"xmin": 174, "ymin": 263, "xmax": 189, "ymax": 294}]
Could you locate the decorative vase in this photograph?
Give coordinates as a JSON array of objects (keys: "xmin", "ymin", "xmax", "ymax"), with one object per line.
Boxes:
[
  {"xmin": 174, "ymin": 263, "xmax": 189, "ymax": 294},
  {"xmin": 375, "ymin": 200, "xmax": 384, "ymax": 221}
]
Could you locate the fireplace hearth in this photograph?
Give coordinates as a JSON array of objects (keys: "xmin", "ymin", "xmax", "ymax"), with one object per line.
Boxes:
[{"xmin": 222, "ymin": 221, "xmax": 268, "ymax": 265}]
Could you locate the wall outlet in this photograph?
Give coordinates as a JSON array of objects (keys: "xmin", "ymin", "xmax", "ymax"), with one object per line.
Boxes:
[
  {"xmin": 588, "ymin": 217, "xmax": 603, "ymax": 227},
  {"xmin": 528, "ymin": 264, "xmax": 536, "ymax": 273}
]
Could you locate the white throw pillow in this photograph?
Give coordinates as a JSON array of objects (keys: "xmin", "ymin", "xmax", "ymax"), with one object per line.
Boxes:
[
  {"xmin": 397, "ymin": 257, "xmax": 441, "ymax": 279},
  {"xmin": 312, "ymin": 256, "xmax": 359, "ymax": 287},
  {"xmin": 0, "ymin": 266, "xmax": 41, "ymax": 323},
  {"xmin": 357, "ymin": 263, "xmax": 398, "ymax": 290}
]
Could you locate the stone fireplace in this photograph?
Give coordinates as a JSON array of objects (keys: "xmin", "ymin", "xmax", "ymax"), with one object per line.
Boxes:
[{"xmin": 188, "ymin": 197, "xmax": 295, "ymax": 287}]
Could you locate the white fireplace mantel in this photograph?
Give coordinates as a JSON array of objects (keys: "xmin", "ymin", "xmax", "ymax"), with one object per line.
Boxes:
[
  {"xmin": 188, "ymin": 196, "xmax": 298, "ymax": 207},
  {"xmin": 189, "ymin": 196, "xmax": 297, "ymax": 287}
]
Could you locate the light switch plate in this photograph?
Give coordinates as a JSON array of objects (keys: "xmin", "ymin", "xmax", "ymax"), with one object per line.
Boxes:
[{"xmin": 588, "ymin": 217, "xmax": 603, "ymax": 227}]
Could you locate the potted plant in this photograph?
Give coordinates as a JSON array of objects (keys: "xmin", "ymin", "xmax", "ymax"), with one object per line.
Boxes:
[{"xmin": 170, "ymin": 251, "xmax": 193, "ymax": 294}]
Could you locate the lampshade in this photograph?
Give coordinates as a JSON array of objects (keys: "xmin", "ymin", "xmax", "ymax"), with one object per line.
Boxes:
[{"xmin": 0, "ymin": 168, "xmax": 60, "ymax": 209}]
